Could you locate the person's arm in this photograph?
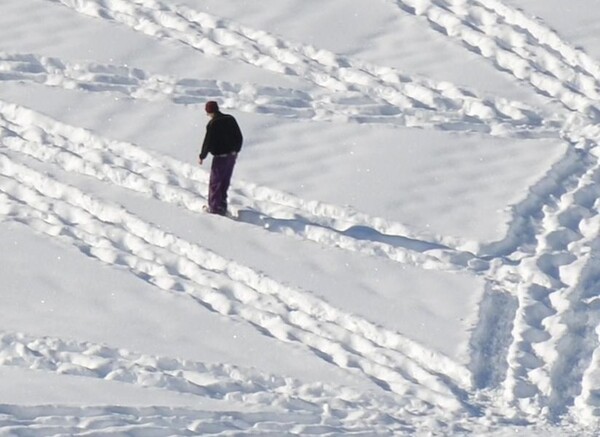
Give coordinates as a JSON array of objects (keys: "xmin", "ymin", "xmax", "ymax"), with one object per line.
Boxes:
[
  {"xmin": 232, "ymin": 118, "xmax": 243, "ymax": 152},
  {"xmin": 199, "ymin": 123, "xmax": 212, "ymax": 164}
]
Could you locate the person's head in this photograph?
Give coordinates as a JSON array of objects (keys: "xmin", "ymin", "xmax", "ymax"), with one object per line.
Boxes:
[{"xmin": 205, "ymin": 101, "xmax": 219, "ymax": 118}]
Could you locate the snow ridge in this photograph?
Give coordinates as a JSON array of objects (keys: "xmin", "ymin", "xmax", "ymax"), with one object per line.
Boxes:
[
  {"xmin": 0, "ymin": 98, "xmax": 482, "ymax": 273},
  {"xmin": 0, "ymin": 152, "xmax": 475, "ymax": 414},
  {"xmin": 0, "ymin": 52, "xmax": 552, "ymax": 135},
  {"xmin": 395, "ymin": 0, "xmax": 600, "ymax": 119},
  {"xmin": 0, "ymin": 331, "xmax": 422, "ymax": 435},
  {"xmin": 41, "ymin": 0, "xmax": 553, "ymax": 135}
]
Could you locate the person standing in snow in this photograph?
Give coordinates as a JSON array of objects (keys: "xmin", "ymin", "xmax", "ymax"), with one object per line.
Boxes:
[{"xmin": 198, "ymin": 101, "xmax": 243, "ymax": 216}]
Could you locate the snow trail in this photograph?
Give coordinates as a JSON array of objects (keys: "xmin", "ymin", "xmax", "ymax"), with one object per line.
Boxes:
[
  {"xmin": 393, "ymin": 0, "xmax": 600, "ymax": 120},
  {"xmin": 0, "ymin": 99, "xmax": 480, "ymax": 273},
  {"xmin": 375, "ymin": 0, "xmax": 600, "ymax": 425},
  {"xmin": 477, "ymin": 123, "xmax": 600, "ymax": 422},
  {"xmin": 0, "ymin": 152, "xmax": 475, "ymax": 414},
  {"xmin": 41, "ymin": 0, "xmax": 549, "ymax": 134},
  {"xmin": 0, "ymin": 331, "xmax": 417, "ymax": 434},
  {"xmin": 0, "ymin": 52, "xmax": 552, "ymax": 135},
  {"xmin": 0, "ymin": 404, "xmax": 369, "ymax": 436}
]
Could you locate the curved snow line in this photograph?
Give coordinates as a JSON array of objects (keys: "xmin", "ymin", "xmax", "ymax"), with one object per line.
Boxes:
[
  {"xmin": 523, "ymin": 167, "xmax": 600, "ymax": 420},
  {"xmin": 481, "ymin": 142, "xmax": 587, "ymax": 258},
  {"xmin": 468, "ymin": 144, "xmax": 590, "ymax": 398},
  {"xmin": 481, "ymin": 115, "xmax": 600, "ymax": 259},
  {"xmin": 0, "ymin": 332, "xmax": 324, "ymax": 409},
  {"xmin": 0, "ymin": 331, "xmax": 409, "ymax": 428},
  {"xmin": 497, "ymin": 138, "xmax": 600, "ymax": 419},
  {"xmin": 0, "ymin": 404, "xmax": 340, "ymax": 436},
  {"xmin": 0, "ymin": 52, "xmax": 390, "ymax": 127},
  {"xmin": 462, "ymin": 112, "xmax": 600, "ymax": 423},
  {"xmin": 476, "ymin": 0, "xmax": 600, "ymax": 81},
  {"xmin": 0, "ymin": 153, "xmax": 474, "ymax": 412},
  {"xmin": 0, "ymin": 51, "xmax": 554, "ymax": 136},
  {"xmin": 42, "ymin": 0, "xmax": 546, "ymax": 131},
  {"xmin": 394, "ymin": 0, "xmax": 600, "ymax": 120},
  {"xmin": 0, "ymin": 99, "xmax": 479, "ymax": 271},
  {"xmin": 464, "ymin": 112, "xmax": 600, "ymax": 422}
]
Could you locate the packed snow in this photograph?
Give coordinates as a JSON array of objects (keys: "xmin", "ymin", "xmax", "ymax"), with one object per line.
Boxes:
[{"xmin": 1, "ymin": 0, "xmax": 600, "ymax": 435}]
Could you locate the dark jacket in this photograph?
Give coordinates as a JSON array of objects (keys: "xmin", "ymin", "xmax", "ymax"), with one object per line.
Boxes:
[{"xmin": 199, "ymin": 112, "xmax": 243, "ymax": 160}]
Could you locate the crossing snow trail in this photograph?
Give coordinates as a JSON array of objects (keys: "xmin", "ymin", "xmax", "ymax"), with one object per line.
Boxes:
[
  {"xmin": 0, "ymin": 404, "xmax": 383, "ymax": 436},
  {"xmin": 0, "ymin": 99, "xmax": 482, "ymax": 274},
  {"xmin": 463, "ymin": 125, "xmax": 600, "ymax": 424},
  {"xmin": 1, "ymin": 0, "xmax": 600, "ymax": 434},
  {"xmin": 0, "ymin": 51, "xmax": 556, "ymax": 137},
  {"xmin": 41, "ymin": 0, "xmax": 556, "ymax": 136},
  {"xmin": 382, "ymin": 0, "xmax": 600, "ymax": 425},
  {"xmin": 383, "ymin": 3, "xmax": 600, "ymax": 414},
  {"xmin": 0, "ymin": 152, "xmax": 479, "ymax": 418},
  {"xmin": 493, "ymin": 144, "xmax": 600, "ymax": 418},
  {"xmin": 392, "ymin": 0, "xmax": 600, "ymax": 120},
  {"xmin": 485, "ymin": 125, "xmax": 600, "ymax": 423},
  {"xmin": 0, "ymin": 331, "xmax": 419, "ymax": 434}
]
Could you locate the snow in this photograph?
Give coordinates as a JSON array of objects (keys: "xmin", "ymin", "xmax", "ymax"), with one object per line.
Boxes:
[{"xmin": 1, "ymin": 0, "xmax": 600, "ymax": 435}]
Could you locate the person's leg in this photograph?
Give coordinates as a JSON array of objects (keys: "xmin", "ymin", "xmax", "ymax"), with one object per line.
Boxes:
[
  {"xmin": 208, "ymin": 155, "xmax": 236, "ymax": 215},
  {"xmin": 208, "ymin": 158, "xmax": 223, "ymax": 214},
  {"xmin": 218, "ymin": 154, "xmax": 237, "ymax": 212}
]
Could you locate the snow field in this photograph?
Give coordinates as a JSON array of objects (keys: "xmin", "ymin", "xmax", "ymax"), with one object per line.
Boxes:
[{"xmin": 1, "ymin": 0, "xmax": 600, "ymax": 435}]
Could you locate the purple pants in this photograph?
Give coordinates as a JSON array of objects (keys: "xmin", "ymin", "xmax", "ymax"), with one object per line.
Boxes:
[{"xmin": 208, "ymin": 153, "xmax": 237, "ymax": 215}]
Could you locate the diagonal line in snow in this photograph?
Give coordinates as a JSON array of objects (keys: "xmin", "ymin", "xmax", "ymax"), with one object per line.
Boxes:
[
  {"xmin": 0, "ymin": 51, "xmax": 556, "ymax": 136},
  {"xmin": 41, "ymin": 0, "xmax": 550, "ymax": 133},
  {"xmin": 0, "ymin": 151, "xmax": 476, "ymax": 414},
  {"xmin": 0, "ymin": 403, "xmax": 345, "ymax": 436},
  {"xmin": 500, "ymin": 164, "xmax": 600, "ymax": 420},
  {"xmin": 0, "ymin": 98, "xmax": 480, "ymax": 273},
  {"xmin": 0, "ymin": 330, "xmax": 413, "ymax": 431},
  {"xmin": 475, "ymin": 122, "xmax": 600, "ymax": 421},
  {"xmin": 474, "ymin": 0, "xmax": 600, "ymax": 81},
  {"xmin": 391, "ymin": 0, "xmax": 600, "ymax": 121}
]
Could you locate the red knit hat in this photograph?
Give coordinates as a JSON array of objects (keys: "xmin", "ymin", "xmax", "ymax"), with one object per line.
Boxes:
[{"xmin": 205, "ymin": 101, "xmax": 219, "ymax": 114}]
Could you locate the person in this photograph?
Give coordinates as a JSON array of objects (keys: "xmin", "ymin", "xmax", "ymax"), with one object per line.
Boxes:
[{"xmin": 198, "ymin": 101, "xmax": 243, "ymax": 215}]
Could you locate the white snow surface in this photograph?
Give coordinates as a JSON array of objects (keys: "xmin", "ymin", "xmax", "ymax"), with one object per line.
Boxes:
[{"xmin": 0, "ymin": 0, "xmax": 599, "ymax": 435}]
